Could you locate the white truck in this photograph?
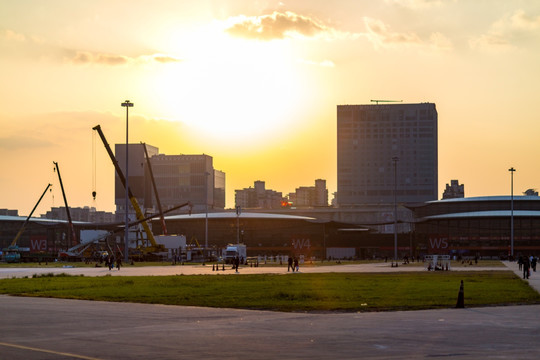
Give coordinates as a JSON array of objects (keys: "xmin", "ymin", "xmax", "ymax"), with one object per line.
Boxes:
[{"xmin": 223, "ymin": 243, "xmax": 247, "ymax": 264}]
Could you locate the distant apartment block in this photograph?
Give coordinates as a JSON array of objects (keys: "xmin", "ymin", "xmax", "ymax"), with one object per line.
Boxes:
[
  {"xmin": 337, "ymin": 103, "xmax": 438, "ymax": 206},
  {"xmin": 442, "ymin": 180, "xmax": 464, "ymax": 199},
  {"xmin": 288, "ymin": 179, "xmax": 329, "ymax": 207},
  {"xmin": 115, "ymin": 144, "xmax": 225, "ymax": 219},
  {"xmin": 0, "ymin": 209, "xmax": 18, "ymax": 216},
  {"xmin": 235, "ymin": 181, "xmax": 283, "ymax": 209},
  {"xmin": 41, "ymin": 206, "xmax": 116, "ymax": 223}
]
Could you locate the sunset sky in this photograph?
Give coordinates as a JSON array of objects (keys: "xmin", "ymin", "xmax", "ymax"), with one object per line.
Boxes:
[{"xmin": 1, "ymin": 0, "xmax": 540, "ymax": 216}]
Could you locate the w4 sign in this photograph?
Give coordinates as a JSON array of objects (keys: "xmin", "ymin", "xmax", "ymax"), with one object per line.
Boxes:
[{"xmin": 291, "ymin": 237, "xmax": 311, "ymax": 250}]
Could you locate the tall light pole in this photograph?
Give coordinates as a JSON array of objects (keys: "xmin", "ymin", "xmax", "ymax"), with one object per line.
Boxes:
[
  {"xmin": 205, "ymin": 171, "xmax": 210, "ymax": 251},
  {"xmin": 509, "ymin": 167, "xmax": 516, "ymax": 258},
  {"xmin": 121, "ymin": 100, "xmax": 133, "ymax": 264},
  {"xmin": 392, "ymin": 156, "xmax": 399, "ymax": 261}
]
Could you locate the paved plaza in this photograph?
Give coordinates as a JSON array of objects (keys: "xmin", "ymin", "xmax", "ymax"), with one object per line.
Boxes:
[{"xmin": 0, "ymin": 261, "xmax": 539, "ymax": 359}]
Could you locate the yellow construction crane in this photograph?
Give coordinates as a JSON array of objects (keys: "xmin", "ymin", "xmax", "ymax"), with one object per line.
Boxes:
[{"xmin": 92, "ymin": 124, "xmax": 165, "ymax": 256}]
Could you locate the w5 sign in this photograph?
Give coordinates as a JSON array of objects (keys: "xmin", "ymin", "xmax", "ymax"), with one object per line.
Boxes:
[
  {"xmin": 291, "ymin": 237, "xmax": 311, "ymax": 250},
  {"xmin": 429, "ymin": 236, "xmax": 448, "ymax": 250}
]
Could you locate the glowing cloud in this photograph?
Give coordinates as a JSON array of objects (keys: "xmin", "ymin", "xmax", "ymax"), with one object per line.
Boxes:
[
  {"xmin": 152, "ymin": 54, "xmax": 183, "ymax": 63},
  {"xmin": 225, "ymin": 11, "xmax": 330, "ymax": 40},
  {"xmin": 364, "ymin": 17, "xmax": 422, "ymax": 48},
  {"xmin": 70, "ymin": 51, "xmax": 129, "ymax": 65},
  {"xmin": 67, "ymin": 51, "xmax": 182, "ymax": 66},
  {"xmin": 469, "ymin": 9, "xmax": 540, "ymax": 52},
  {"xmin": 0, "ymin": 29, "xmax": 26, "ymax": 42}
]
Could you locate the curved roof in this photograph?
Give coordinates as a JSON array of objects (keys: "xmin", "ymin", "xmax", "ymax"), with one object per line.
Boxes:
[
  {"xmin": 165, "ymin": 212, "xmax": 316, "ymax": 221},
  {"xmin": 422, "ymin": 210, "xmax": 540, "ymax": 221},
  {"xmin": 0, "ymin": 215, "xmax": 89, "ymax": 225},
  {"xmin": 427, "ymin": 196, "xmax": 540, "ymax": 204}
]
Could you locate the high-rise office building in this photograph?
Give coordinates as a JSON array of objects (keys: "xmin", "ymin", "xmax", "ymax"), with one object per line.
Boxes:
[
  {"xmin": 150, "ymin": 154, "xmax": 224, "ymax": 213},
  {"xmin": 337, "ymin": 103, "xmax": 438, "ymax": 206},
  {"xmin": 115, "ymin": 143, "xmax": 158, "ymax": 220}
]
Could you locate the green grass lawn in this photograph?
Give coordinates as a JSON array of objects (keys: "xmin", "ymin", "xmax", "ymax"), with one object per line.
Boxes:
[{"xmin": 0, "ymin": 271, "xmax": 537, "ymax": 312}]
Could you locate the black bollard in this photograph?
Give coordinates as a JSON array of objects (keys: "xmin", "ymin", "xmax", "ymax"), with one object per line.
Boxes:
[
  {"xmin": 456, "ymin": 280, "xmax": 465, "ymax": 308},
  {"xmin": 222, "ymin": 263, "xmax": 225, "ymax": 271},
  {"xmin": 212, "ymin": 264, "xmax": 215, "ymax": 271}
]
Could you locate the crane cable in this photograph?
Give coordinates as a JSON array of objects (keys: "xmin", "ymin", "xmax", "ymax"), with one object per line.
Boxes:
[{"xmin": 92, "ymin": 130, "xmax": 97, "ymax": 201}]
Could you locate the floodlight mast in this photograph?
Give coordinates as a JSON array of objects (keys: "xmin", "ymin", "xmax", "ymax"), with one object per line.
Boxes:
[{"xmin": 121, "ymin": 100, "xmax": 133, "ymax": 264}]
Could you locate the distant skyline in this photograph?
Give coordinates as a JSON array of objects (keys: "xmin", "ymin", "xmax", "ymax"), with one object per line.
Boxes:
[{"xmin": 1, "ymin": 0, "xmax": 540, "ymax": 216}]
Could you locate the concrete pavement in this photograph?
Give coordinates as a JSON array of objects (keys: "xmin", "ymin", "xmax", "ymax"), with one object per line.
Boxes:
[
  {"xmin": 0, "ymin": 260, "xmax": 510, "ymax": 279},
  {"xmin": 1, "ymin": 294, "xmax": 540, "ymax": 359},
  {"xmin": 503, "ymin": 260, "xmax": 540, "ymax": 294}
]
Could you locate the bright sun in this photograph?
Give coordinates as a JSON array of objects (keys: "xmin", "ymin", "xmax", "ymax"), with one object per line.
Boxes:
[{"xmin": 148, "ymin": 26, "xmax": 303, "ymax": 143}]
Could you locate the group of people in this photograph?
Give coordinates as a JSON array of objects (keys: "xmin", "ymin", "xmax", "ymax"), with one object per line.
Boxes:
[
  {"xmin": 287, "ymin": 256, "xmax": 300, "ymax": 272},
  {"xmin": 518, "ymin": 255, "xmax": 537, "ymax": 279},
  {"xmin": 104, "ymin": 255, "xmax": 121, "ymax": 271}
]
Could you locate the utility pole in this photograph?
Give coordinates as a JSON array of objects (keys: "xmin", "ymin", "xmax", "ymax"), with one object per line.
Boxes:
[
  {"xmin": 393, "ymin": 157, "xmax": 399, "ymax": 261},
  {"xmin": 509, "ymin": 167, "xmax": 516, "ymax": 258}
]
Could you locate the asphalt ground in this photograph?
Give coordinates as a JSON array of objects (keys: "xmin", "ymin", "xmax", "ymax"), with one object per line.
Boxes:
[{"xmin": 0, "ymin": 261, "xmax": 539, "ymax": 359}]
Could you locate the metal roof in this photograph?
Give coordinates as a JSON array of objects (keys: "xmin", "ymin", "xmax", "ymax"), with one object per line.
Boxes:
[
  {"xmin": 0, "ymin": 215, "xmax": 89, "ymax": 225},
  {"xmin": 427, "ymin": 196, "xmax": 540, "ymax": 204},
  {"xmin": 165, "ymin": 212, "xmax": 316, "ymax": 221},
  {"xmin": 422, "ymin": 210, "xmax": 540, "ymax": 221}
]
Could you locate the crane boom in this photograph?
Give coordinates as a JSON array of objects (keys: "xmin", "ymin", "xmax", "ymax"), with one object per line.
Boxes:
[
  {"xmin": 370, "ymin": 100, "xmax": 403, "ymax": 105},
  {"xmin": 53, "ymin": 161, "xmax": 77, "ymax": 246},
  {"xmin": 142, "ymin": 142, "xmax": 167, "ymax": 235},
  {"xmin": 92, "ymin": 124, "xmax": 161, "ymax": 252},
  {"xmin": 11, "ymin": 183, "xmax": 52, "ymax": 247}
]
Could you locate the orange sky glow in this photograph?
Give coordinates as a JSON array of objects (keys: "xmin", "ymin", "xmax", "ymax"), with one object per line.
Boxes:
[{"xmin": 1, "ymin": 0, "xmax": 540, "ymax": 216}]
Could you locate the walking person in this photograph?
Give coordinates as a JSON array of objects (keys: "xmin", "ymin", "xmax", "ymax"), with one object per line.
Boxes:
[
  {"xmin": 294, "ymin": 256, "xmax": 299, "ymax": 272},
  {"xmin": 116, "ymin": 256, "xmax": 122, "ymax": 271},
  {"xmin": 288, "ymin": 256, "xmax": 293, "ymax": 272},
  {"xmin": 523, "ymin": 256, "xmax": 531, "ymax": 279}
]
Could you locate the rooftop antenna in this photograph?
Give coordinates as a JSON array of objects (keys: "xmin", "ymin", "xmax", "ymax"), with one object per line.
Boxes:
[{"xmin": 370, "ymin": 100, "xmax": 403, "ymax": 105}]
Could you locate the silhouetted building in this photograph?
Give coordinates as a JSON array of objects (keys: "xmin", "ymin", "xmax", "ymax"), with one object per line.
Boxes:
[
  {"xmin": 235, "ymin": 181, "xmax": 283, "ymax": 209},
  {"xmin": 442, "ymin": 180, "xmax": 464, "ymax": 199},
  {"xmin": 524, "ymin": 189, "xmax": 539, "ymax": 196},
  {"xmin": 288, "ymin": 179, "xmax": 329, "ymax": 207},
  {"xmin": 115, "ymin": 143, "xmax": 158, "ymax": 220},
  {"xmin": 410, "ymin": 196, "xmax": 540, "ymax": 258},
  {"xmin": 337, "ymin": 102, "xmax": 438, "ymax": 206},
  {"xmin": 115, "ymin": 144, "xmax": 225, "ymax": 220},
  {"xmin": 147, "ymin": 154, "xmax": 225, "ymax": 213},
  {"xmin": 0, "ymin": 209, "xmax": 18, "ymax": 216},
  {"xmin": 41, "ymin": 206, "xmax": 116, "ymax": 223}
]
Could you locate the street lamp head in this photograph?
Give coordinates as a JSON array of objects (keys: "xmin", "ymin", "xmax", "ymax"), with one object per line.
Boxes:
[
  {"xmin": 121, "ymin": 100, "xmax": 134, "ymax": 107},
  {"xmin": 508, "ymin": 167, "xmax": 516, "ymax": 172}
]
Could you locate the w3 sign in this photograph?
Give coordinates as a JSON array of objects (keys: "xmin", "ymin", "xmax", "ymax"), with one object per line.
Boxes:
[
  {"xmin": 30, "ymin": 237, "xmax": 47, "ymax": 252},
  {"xmin": 291, "ymin": 238, "xmax": 311, "ymax": 250}
]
